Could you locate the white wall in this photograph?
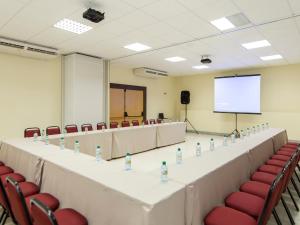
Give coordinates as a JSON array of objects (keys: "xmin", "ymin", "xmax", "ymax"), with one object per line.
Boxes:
[
  {"xmin": 0, "ymin": 53, "xmax": 62, "ymax": 140},
  {"xmin": 63, "ymin": 54, "xmax": 105, "ymax": 127}
]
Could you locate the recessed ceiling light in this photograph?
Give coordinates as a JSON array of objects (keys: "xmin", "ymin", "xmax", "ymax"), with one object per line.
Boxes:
[
  {"xmin": 54, "ymin": 18, "xmax": 92, "ymax": 34},
  {"xmin": 210, "ymin": 17, "xmax": 235, "ymax": 31},
  {"xmin": 124, "ymin": 43, "xmax": 151, "ymax": 52},
  {"xmin": 260, "ymin": 54, "xmax": 283, "ymax": 61},
  {"xmin": 242, "ymin": 40, "xmax": 271, "ymax": 49},
  {"xmin": 165, "ymin": 57, "xmax": 186, "ymax": 62},
  {"xmin": 192, "ymin": 65, "xmax": 209, "ymax": 69}
]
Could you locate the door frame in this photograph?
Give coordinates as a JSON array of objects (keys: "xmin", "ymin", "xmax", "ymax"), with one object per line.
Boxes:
[{"xmin": 110, "ymin": 83, "xmax": 147, "ymax": 121}]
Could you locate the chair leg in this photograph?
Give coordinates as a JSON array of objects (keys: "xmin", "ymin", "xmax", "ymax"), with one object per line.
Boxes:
[
  {"xmin": 294, "ymin": 171, "xmax": 300, "ymax": 183},
  {"xmin": 281, "ymin": 197, "xmax": 295, "ymax": 225},
  {"xmin": 1, "ymin": 213, "xmax": 8, "ymax": 225},
  {"xmin": 0, "ymin": 210, "xmax": 5, "ymax": 224},
  {"xmin": 291, "ymin": 177, "xmax": 300, "ymax": 198},
  {"xmin": 297, "ymin": 164, "xmax": 300, "ymax": 172},
  {"xmin": 287, "ymin": 187, "xmax": 299, "ymax": 211},
  {"xmin": 273, "ymin": 209, "xmax": 283, "ymax": 225}
]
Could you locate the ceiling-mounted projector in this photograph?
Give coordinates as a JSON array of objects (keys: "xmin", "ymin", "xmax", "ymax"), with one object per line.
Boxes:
[
  {"xmin": 201, "ymin": 55, "xmax": 212, "ymax": 64},
  {"xmin": 83, "ymin": 8, "xmax": 105, "ymax": 23}
]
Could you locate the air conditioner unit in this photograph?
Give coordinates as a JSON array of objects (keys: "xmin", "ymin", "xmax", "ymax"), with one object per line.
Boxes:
[
  {"xmin": 133, "ymin": 67, "xmax": 168, "ymax": 79},
  {"xmin": 0, "ymin": 37, "xmax": 59, "ymax": 59}
]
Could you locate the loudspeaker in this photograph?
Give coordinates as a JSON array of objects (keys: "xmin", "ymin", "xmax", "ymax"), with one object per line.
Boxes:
[{"xmin": 181, "ymin": 91, "xmax": 190, "ymax": 104}]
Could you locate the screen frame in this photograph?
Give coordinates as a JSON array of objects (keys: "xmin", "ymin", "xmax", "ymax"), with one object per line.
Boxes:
[{"xmin": 213, "ymin": 74, "xmax": 262, "ymax": 115}]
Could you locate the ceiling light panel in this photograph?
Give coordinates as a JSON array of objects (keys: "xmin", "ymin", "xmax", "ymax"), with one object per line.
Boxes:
[
  {"xmin": 54, "ymin": 19, "xmax": 92, "ymax": 34},
  {"xmin": 124, "ymin": 43, "xmax": 151, "ymax": 52},
  {"xmin": 242, "ymin": 40, "xmax": 271, "ymax": 49},
  {"xmin": 165, "ymin": 57, "xmax": 186, "ymax": 62},
  {"xmin": 210, "ymin": 17, "xmax": 235, "ymax": 31},
  {"xmin": 192, "ymin": 65, "xmax": 209, "ymax": 69},
  {"xmin": 260, "ymin": 54, "xmax": 283, "ymax": 61}
]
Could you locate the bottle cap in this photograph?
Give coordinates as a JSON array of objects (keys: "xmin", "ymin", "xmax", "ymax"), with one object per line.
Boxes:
[
  {"xmin": 97, "ymin": 145, "xmax": 100, "ymax": 149},
  {"xmin": 162, "ymin": 161, "xmax": 166, "ymax": 165},
  {"xmin": 177, "ymin": 148, "xmax": 181, "ymax": 151},
  {"xmin": 75, "ymin": 140, "xmax": 79, "ymax": 143},
  {"xmin": 126, "ymin": 153, "xmax": 130, "ymax": 156},
  {"xmin": 197, "ymin": 142, "xmax": 200, "ymax": 145},
  {"xmin": 211, "ymin": 138, "xmax": 214, "ymax": 141}
]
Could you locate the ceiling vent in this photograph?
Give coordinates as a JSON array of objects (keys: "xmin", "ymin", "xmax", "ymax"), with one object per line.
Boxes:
[
  {"xmin": 133, "ymin": 67, "xmax": 168, "ymax": 79},
  {"xmin": 0, "ymin": 37, "xmax": 59, "ymax": 59},
  {"xmin": 227, "ymin": 13, "xmax": 251, "ymax": 27}
]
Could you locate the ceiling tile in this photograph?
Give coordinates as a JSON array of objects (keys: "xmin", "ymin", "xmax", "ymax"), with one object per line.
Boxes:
[
  {"xmin": 233, "ymin": 0, "xmax": 292, "ymax": 24},
  {"xmin": 118, "ymin": 10, "xmax": 158, "ymax": 29},
  {"xmin": 288, "ymin": 0, "xmax": 300, "ymax": 15},
  {"xmin": 0, "ymin": 0, "xmax": 25, "ymax": 29}
]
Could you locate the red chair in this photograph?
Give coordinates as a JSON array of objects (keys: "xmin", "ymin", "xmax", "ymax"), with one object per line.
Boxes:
[
  {"xmin": 6, "ymin": 176, "xmax": 60, "ymax": 225},
  {"xmin": 81, "ymin": 124, "xmax": 93, "ymax": 132},
  {"xmin": 149, "ymin": 119, "xmax": 156, "ymax": 125},
  {"xmin": 157, "ymin": 119, "xmax": 162, "ymax": 124},
  {"xmin": 46, "ymin": 126, "xmax": 61, "ymax": 136},
  {"xmin": 65, "ymin": 125, "xmax": 78, "ymax": 133},
  {"xmin": 96, "ymin": 122, "xmax": 107, "ymax": 130},
  {"xmin": 110, "ymin": 122, "xmax": 118, "ymax": 129},
  {"xmin": 24, "ymin": 128, "xmax": 41, "ymax": 138},
  {"xmin": 143, "ymin": 120, "xmax": 149, "ymax": 125},
  {"xmin": 132, "ymin": 120, "xmax": 139, "ymax": 126},
  {"xmin": 30, "ymin": 198, "xmax": 88, "ymax": 225},
  {"xmin": 121, "ymin": 121, "xmax": 130, "ymax": 127}
]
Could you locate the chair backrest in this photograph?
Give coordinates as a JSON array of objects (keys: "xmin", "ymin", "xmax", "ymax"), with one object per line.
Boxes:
[
  {"xmin": 24, "ymin": 128, "xmax": 41, "ymax": 138},
  {"xmin": 149, "ymin": 119, "xmax": 156, "ymax": 124},
  {"xmin": 6, "ymin": 177, "xmax": 32, "ymax": 225},
  {"xmin": 81, "ymin": 124, "xmax": 93, "ymax": 132},
  {"xmin": 30, "ymin": 198, "xmax": 58, "ymax": 225},
  {"xmin": 110, "ymin": 122, "xmax": 118, "ymax": 129},
  {"xmin": 46, "ymin": 126, "xmax": 61, "ymax": 136},
  {"xmin": 132, "ymin": 120, "xmax": 139, "ymax": 126},
  {"xmin": 121, "ymin": 121, "xmax": 130, "ymax": 127},
  {"xmin": 65, "ymin": 125, "xmax": 78, "ymax": 133},
  {"xmin": 143, "ymin": 120, "xmax": 149, "ymax": 125},
  {"xmin": 257, "ymin": 161, "xmax": 289, "ymax": 225},
  {"xmin": 157, "ymin": 119, "xmax": 162, "ymax": 124},
  {"xmin": 97, "ymin": 122, "xmax": 107, "ymax": 130}
]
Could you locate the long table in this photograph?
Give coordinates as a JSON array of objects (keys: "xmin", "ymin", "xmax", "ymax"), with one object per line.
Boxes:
[
  {"xmin": 48, "ymin": 122, "xmax": 186, "ymax": 159},
  {"xmin": 0, "ymin": 127, "xmax": 288, "ymax": 225}
]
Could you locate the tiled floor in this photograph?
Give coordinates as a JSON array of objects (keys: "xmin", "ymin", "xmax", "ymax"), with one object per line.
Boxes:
[{"xmin": 3, "ymin": 133, "xmax": 300, "ymax": 224}]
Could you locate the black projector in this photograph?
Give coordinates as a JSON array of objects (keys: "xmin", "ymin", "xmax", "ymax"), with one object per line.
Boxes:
[
  {"xmin": 201, "ymin": 56, "xmax": 212, "ymax": 64},
  {"xmin": 83, "ymin": 8, "xmax": 105, "ymax": 23}
]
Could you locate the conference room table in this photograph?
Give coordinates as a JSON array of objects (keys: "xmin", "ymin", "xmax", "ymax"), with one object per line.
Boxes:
[
  {"xmin": 48, "ymin": 122, "xmax": 186, "ymax": 159},
  {"xmin": 0, "ymin": 127, "xmax": 288, "ymax": 225}
]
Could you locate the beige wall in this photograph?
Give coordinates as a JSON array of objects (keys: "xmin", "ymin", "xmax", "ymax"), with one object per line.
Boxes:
[
  {"xmin": 109, "ymin": 65, "xmax": 177, "ymax": 120},
  {"xmin": 175, "ymin": 63, "xmax": 300, "ymax": 140},
  {"xmin": 0, "ymin": 53, "xmax": 62, "ymax": 140}
]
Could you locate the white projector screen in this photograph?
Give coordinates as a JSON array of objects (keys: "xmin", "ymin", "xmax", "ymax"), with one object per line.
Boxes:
[{"xmin": 214, "ymin": 75, "xmax": 261, "ymax": 114}]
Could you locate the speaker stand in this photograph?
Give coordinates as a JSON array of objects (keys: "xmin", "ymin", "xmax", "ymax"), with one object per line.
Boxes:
[
  {"xmin": 229, "ymin": 113, "xmax": 240, "ymax": 138},
  {"xmin": 184, "ymin": 104, "xmax": 199, "ymax": 134}
]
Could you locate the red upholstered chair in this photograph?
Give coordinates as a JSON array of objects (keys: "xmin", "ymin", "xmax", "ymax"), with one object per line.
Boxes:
[
  {"xmin": 30, "ymin": 198, "xmax": 88, "ymax": 225},
  {"xmin": 6, "ymin": 177, "xmax": 59, "ymax": 225},
  {"xmin": 149, "ymin": 119, "xmax": 156, "ymax": 125},
  {"xmin": 157, "ymin": 119, "xmax": 162, "ymax": 124},
  {"xmin": 132, "ymin": 120, "xmax": 139, "ymax": 126},
  {"xmin": 121, "ymin": 121, "xmax": 130, "ymax": 127},
  {"xmin": 110, "ymin": 122, "xmax": 118, "ymax": 129},
  {"xmin": 81, "ymin": 124, "xmax": 93, "ymax": 132},
  {"xmin": 97, "ymin": 122, "xmax": 107, "ymax": 130},
  {"xmin": 65, "ymin": 125, "xmax": 78, "ymax": 134},
  {"xmin": 24, "ymin": 128, "xmax": 41, "ymax": 138},
  {"xmin": 46, "ymin": 126, "xmax": 61, "ymax": 136},
  {"xmin": 143, "ymin": 120, "xmax": 149, "ymax": 125}
]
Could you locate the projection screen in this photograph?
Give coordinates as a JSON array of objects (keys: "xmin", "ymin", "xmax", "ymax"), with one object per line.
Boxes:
[{"xmin": 214, "ymin": 75, "xmax": 261, "ymax": 114}]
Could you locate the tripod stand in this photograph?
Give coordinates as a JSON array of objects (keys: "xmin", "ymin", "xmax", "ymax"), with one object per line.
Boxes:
[
  {"xmin": 184, "ymin": 104, "xmax": 199, "ymax": 134},
  {"xmin": 229, "ymin": 113, "xmax": 240, "ymax": 138}
]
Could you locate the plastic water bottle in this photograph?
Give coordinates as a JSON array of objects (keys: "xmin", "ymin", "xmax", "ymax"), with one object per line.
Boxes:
[
  {"xmin": 33, "ymin": 132, "xmax": 38, "ymax": 142},
  {"xmin": 210, "ymin": 138, "xmax": 215, "ymax": 151},
  {"xmin": 161, "ymin": 161, "xmax": 168, "ymax": 183},
  {"xmin": 257, "ymin": 125, "xmax": 260, "ymax": 132},
  {"xmin": 247, "ymin": 128, "xmax": 250, "ymax": 136},
  {"xmin": 41, "ymin": 129, "xmax": 45, "ymax": 141},
  {"xmin": 125, "ymin": 153, "xmax": 131, "ymax": 170},
  {"xmin": 95, "ymin": 146, "xmax": 102, "ymax": 162},
  {"xmin": 240, "ymin": 130, "xmax": 244, "ymax": 139},
  {"xmin": 231, "ymin": 133, "xmax": 236, "ymax": 143},
  {"xmin": 74, "ymin": 140, "xmax": 80, "ymax": 154},
  {"xmin": 59, "ymin": 137, "xmax": 65, "ymax": 150},
  {"xmin": 223, "ymin": 135, "xmax": 228, "ymax": 146},
  {"xmin": 45, "ymin": 134, "xmax": 49, "ymax": 145},
  {"xmin": 196, "ymin": 142, "xmax": 202, "ymax": 157},
  {"xmin": 262, "ymin": 124, "xmax": 265, "ymax": 130},
  {"xmin": 252, "ymin": 126, "xmax": 256, "ymax": 134},
  {"xmin": 176, "ymin": 148, "xmax": 182, "ymax": 164}
]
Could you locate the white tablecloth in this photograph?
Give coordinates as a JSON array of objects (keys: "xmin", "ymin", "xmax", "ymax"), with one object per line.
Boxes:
[{"xmin": 157, "ymin": 122, "xmax": 186, "ymax": 147}]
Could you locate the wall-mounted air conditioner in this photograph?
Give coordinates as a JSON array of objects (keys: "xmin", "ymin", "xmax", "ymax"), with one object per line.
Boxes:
[{"xmin": 133, "ymin": 67, "xmax": 168, "ymax": 79}]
